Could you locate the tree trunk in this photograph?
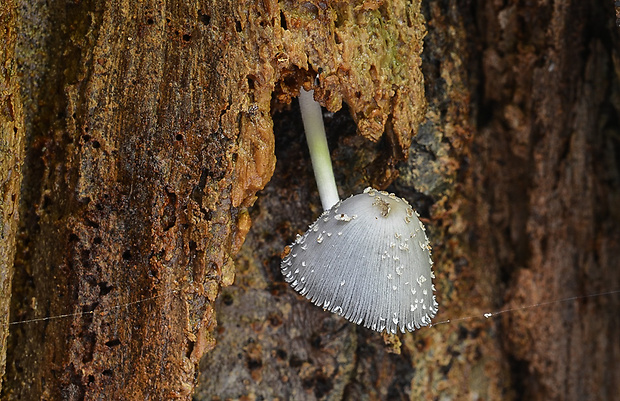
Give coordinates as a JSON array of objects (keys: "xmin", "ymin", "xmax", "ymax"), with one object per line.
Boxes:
[
  {"xmin": 196, "ymin": 1, "xmax": 620, "ymax": 400},
  {"xmin": 0, "ymin": 0, "xmax": 24, "ymax": 395},
  {"xmin": 4, "ymin": 0, "xmax": 277, "ymax": 398},
  {"xmin": 475, "ymin": 1, "xmax": 620, "ymax": 399},
  {"xmin": 2, "ymin": 0, "xmax": 619, "ymax": 400}
]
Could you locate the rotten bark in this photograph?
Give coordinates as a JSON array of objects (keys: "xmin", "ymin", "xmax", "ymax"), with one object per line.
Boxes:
[
  {"xmin": 196, "ymin": 1, "xmax": 620, "ymax": 401},
  {"xmin": 476, "ymin": 1, "xmax": 620, "ymax": 399},
  {"xmin": 196, "ymin": 1, "xmax": 510, "ymax": 399},
  {"xmin": 0, "ymin": 0, "xmax": 24, "ymax": 395},
  {"xmin": 3, "ymin": 0, "xmax": 424, "ymax": 399},
  {"xmin": 2, "ymin": 0, "xmax": 619, "ymax": 400},
  {"xmin": 5, "ymin": 0, "xmax": 277, "ymax": 398}
]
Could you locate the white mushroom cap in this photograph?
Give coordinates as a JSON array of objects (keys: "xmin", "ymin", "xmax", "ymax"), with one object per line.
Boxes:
[{"xmin": 281, "ymin": 187, "xmax": 438, "ymax": 334}]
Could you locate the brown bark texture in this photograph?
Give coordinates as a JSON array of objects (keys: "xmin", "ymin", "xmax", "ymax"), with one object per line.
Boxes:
[
  {"xmin": 476, "ymin": 1, "xmax": 620, "ymax": 400},
  {"xmin": 196, "ymin": 1, "xmax": 620, "ymax": 400},
  {"xmin": 0, "ymin": 0, "xmax": 24, "ymax": 395},
  {"xmin": 4, "ymin": 0, "xmax": 425, "ymax": 399},
  {"xmin": 196, "ymin": 1, "xmax": 509, "ymax": 400},
  {"xmin": 1, "ymin": 0, "xmax": 619, "ymax": 401}
]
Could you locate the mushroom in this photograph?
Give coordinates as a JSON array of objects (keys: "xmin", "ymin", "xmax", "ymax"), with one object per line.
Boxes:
[{"xmin": 282, "ymin": 88, "xmax": 438, "ymax": 334}]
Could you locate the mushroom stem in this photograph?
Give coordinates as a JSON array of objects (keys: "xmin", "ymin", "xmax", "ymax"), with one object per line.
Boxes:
[{"xmin": 299, "ymin": 89, "xmax": 340, "ymax": 211}]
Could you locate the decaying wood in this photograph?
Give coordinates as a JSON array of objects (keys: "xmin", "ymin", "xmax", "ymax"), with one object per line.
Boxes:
[
  {"xmin": 476, "ymin": 2, "xmax": 620, "ymax": 400},
  {"xmin": 0, "ymin": 0, "xmax": 24, "ymax": 395},
  {"xmin": 3, "ymin": 0, "xmax": 424, "ymax": 399},
  {"xmin": 197, "ymin": 1, "xmax": 620, "ymax": 401},
  {"xmin": 2, "ymin": 0, "xmax": 619, "ymax": 400},
  {"xmin": 196, "ymin": 1, "xmax": 510, "ymax": 399}
]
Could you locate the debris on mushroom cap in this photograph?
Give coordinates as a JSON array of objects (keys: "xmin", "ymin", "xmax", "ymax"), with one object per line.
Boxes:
[{"xmin": 281, "ymin": 187, "xmax": 438, "ymax": 334}]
